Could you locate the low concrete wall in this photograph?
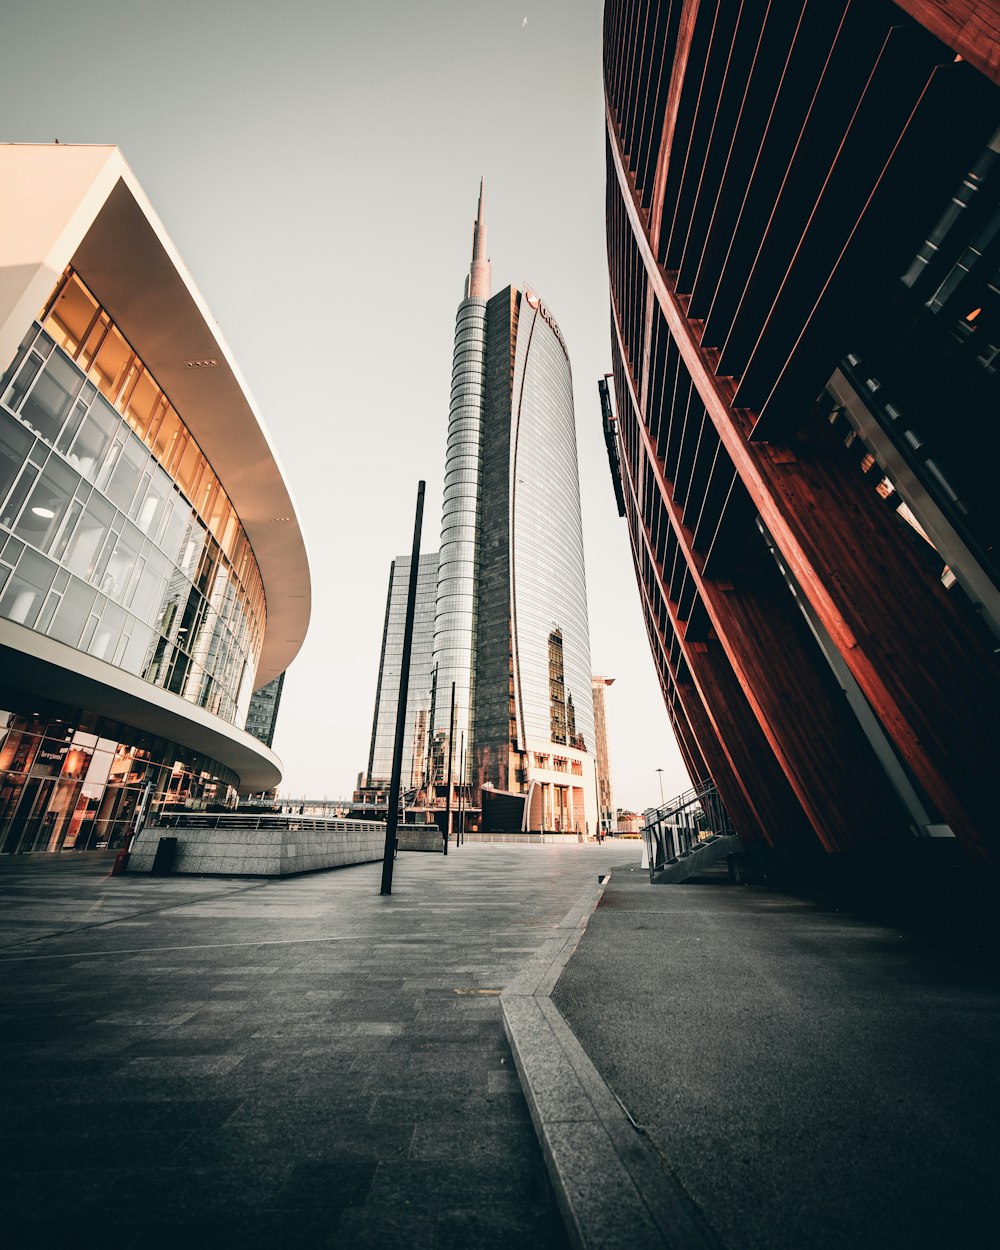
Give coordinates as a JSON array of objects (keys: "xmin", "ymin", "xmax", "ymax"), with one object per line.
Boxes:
[
  {"xmin": 396, "ymin": 826, "xmax": 443, "ymax": 852},
  {"xmin": 128, "ymin": 820, "xmax": 386, "ymax": 876}
]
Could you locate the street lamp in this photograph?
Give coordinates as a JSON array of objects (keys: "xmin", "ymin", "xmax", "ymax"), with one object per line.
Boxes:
[{"xmin": 656, "ymin": 767, "xmax": 665, "ymax": 806}]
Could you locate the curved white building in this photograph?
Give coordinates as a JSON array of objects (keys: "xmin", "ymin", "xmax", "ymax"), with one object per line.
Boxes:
[{"xmin": 0, "ymin": 144, "xmax": 310, "ymax": 853}]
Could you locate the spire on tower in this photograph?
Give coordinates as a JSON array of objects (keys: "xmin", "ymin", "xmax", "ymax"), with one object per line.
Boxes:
[{"xmin": 466, "ymin": 177, "xmax": 491, "ymax": 300}]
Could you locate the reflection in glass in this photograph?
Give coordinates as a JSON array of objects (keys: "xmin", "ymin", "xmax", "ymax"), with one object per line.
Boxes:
[{"xmin": 0, "ymin": 277, "xmax": 268, "ymax": 728}]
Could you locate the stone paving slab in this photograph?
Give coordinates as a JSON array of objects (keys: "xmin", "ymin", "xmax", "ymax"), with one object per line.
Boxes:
[
  {"xmin": 0, "ymin": 842, "xmax": 628, "ymax": 1249},
  {"xmin": 553, "ymin": 862, "xmax": 1000, "ymax": 1250}
]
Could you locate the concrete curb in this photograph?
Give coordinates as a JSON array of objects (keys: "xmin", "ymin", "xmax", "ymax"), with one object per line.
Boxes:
[{"xmin": 501, "ymin": 873, "xmax": 719, "ymax": 1250}]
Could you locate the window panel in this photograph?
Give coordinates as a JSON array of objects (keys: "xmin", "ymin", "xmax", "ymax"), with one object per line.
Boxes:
[
  {"xmin": 11, "ymin": 454, "xmax": 80, "ymax": 555},
  {"xmin": 17, "ymin": 350, "xmax": 83, "ymax": 444},
  {"xmin": 67, "ymin": 397, "xmax": 119, "ymax": 482},
  {"xmin": 0, "ymin": 548, "xmax": 55, "ymax": 627},
  {"xmin": 0, "ymin": 410, "xmax": 35, "ymax": 508},
  {"xmin": 64, "ymin": 493, "xmax": 115, "ymax": 582}
]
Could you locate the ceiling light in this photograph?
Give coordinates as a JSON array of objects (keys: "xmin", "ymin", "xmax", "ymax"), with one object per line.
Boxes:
[
  {"xmin": 31, "ymin": 506, "xmax": 55, "ymax": 519},
  {"xmin": 184, "ymin": 359, "xmax": 219, "ymax": 369}
]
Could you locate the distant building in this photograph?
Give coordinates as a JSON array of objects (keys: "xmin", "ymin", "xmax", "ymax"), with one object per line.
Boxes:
[
  {"xmin": 0, "ymin": 145, "xmax": 309, "ymax": 854},
  {"xmin": 428, "ymin": 184, "xmax": 597, "ymax": 833},
  {"xmin": 365, "ymin": 552, "xmax": 439, "ymax": 794},
  {"xmin": 603, "ymin": 1, "xmax": 1000, "ymax": 863},
  {"xmin": 245, "ymin": 672, "xmax": 285, "ymax": 750},
  {"xmin": 616, "ymin": 809, "xmax": 641, "ymax": 835},
  {"xmin": 591, "ymin": 676, "xmax": 615, "ymax": 833}
]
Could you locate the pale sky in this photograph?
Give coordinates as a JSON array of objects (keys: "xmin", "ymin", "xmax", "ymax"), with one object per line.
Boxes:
[{"xmin": 1, "ymin": 0, "xmax": 691, "ymax": 811}]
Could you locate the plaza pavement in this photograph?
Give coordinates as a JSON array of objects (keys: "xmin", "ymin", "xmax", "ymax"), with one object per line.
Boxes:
[
  {"xmin": 2, "ymin": 844, "xmax": 997, "ymax": 1250},
  {"xmin": 0, "ymin": 841, "xmax": 625, "ymax": 1249}
]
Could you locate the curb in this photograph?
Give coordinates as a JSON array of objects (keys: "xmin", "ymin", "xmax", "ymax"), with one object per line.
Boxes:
[{"xmin": 501, "ymin": 873, "xmax": 720, "ymax": 1250}]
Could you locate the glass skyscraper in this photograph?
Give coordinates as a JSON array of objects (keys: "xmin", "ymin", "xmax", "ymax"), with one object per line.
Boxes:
[
  {"xmin": 245, "ymin": 673, "xmax": 286, "ymax": 750},
  {"xmin": 428, "ymin": 187, "xmax": 597, "ymax": 834},
  {"xmin": 366, "ymin": 552, "xmax": 439, "ymax": 793}
]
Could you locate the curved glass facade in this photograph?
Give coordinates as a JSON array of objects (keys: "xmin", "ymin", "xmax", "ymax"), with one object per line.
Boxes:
[
  {"xmin": 0, "ymin": 685, "xmax": 239, "ymax": 854},
  {"xmin": 510, "ymin": 297, "xmax": 595, "ymax": 756},
  {"xmin": 0, "ymin": 271, "xmax": 266, "ymax": 726},
  {"xmin": 430, "ymin": 297, "xmax": 486, "ymax": 782}
]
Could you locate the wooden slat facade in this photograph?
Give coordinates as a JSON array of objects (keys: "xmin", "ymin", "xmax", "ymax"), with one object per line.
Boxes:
[{"xmin": 605, "ymin": 0, "xmax": 1000, "ymax": 861}]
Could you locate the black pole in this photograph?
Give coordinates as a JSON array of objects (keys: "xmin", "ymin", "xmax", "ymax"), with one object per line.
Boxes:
[
  {"xmin": 443, "ymin": 680, "xmax": 455, "ymax": 855},
  {"xmin": 380, "ymin": 480, "xmax": 425, "ymax": 896}
]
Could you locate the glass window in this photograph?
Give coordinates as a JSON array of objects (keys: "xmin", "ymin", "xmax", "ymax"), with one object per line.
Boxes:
[
  {"xmin": 0, "ymin": 548, "xmax": 55, "ymax": 627},
  {"xmin": 1, "ymin": 350, "xmax": 43, "ymax": 413},
  {"xmin": 18, "ymin": 351, "xmax": 84, "ymax": 444},
  {"xmin": 151, "ymin": 407, "xmax": 182, "ymax": 467},
  {"xmin": 87, "ymin": 321, "xmax": 133, "ymax": 401},
  {"xmin": 130, "ymin": 548, "xmax": 168, "ymax": 622},
  {"xmin": 105, "ymin": 436, "xmax": 148, "ymax": 512},
  {"xmin": 132, "ymin": 466, "xmax": 171, "ymax": 540},
  {"xmin": 121, "ymin": 623, "xmax": 152, "ymax": 675},
  {"xmin": 67, "ymin": 396, "xmax": 118, "ymax": 481},
  {"xmin": 64, "ymin": 492, "xmax": 115, "ymax": 582},
  {"xmin": 12, "ymin": 455, "xmax": 80, "ymax": 554},
  {"xmin": 122, "ymin": 368, "xmax": 160, "ymax": 438},
  {"xmin": 47, "ymin": 278, "xmax": 99, "ymax": 358},
  {"xmin": 102, "ymin": 523, "xmax": 142, "ymax": 603},
  {"xmin": 0, "ymin": 326, "xmax": 39, "ymax": 397},
  {"xmin": 0, "ymin": 410, "xmax": 34, "ymax": 509},
  {"xmin": 56, "ymin": 396, "xmax": 92, "ymax": 459},
  {"xmin": 48, "ymin": 576, "xmax": 97, "ymax": 648},
  {"xmin": 89, "ymin": 600, "xmax": 127, "ymax": 661},
  {"xmin": 6, "ymin": 273, "xmax": 272, "ymax": 729},
  {"xmin": 175, "ymin": 437, "xmax": 203, "ymax": 499},
  {"xmin": 77, "ymin": 313, "xmax": 110, "ymax": 373}
]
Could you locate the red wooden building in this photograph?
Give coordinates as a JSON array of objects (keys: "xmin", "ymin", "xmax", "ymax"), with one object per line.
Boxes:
[{"xmin": 603, "ymin": 0, "xmax": 1000, "ymax": 863}]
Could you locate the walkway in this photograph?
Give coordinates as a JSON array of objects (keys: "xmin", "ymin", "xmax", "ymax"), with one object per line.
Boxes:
[
  {"xmin": 554, "ymin": 862, "xmax": 1000, "ymax": 1250},
  {"xmin": 0, "ymin": 843, "xmax": 624, "ymax": 1249}
]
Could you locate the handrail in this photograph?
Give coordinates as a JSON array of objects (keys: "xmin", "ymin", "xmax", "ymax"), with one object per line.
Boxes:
[
  {"xmin": 642, "ymin": 779, "xmax": 734, "ymax": 882},
  {"xmin": 152, "ymin": 813, "xmax": 387, "ymax": 832}
]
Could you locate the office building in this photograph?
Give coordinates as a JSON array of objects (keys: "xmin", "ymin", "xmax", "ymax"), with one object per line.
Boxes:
[
  {"xmin": 365, "ymin": 551, "xmax": 439, "ymax": 794},
  {"xmin": 591, "ymin": 676, "xmax": 615, "ymax": 834},
  {"xmin": 603, "ymin": 1, "xmax": 1000, "ymax": 863},
  {"xmin": 245, "ymin": 672, "xmax": 286, "ymax": 750},
  {"xmin": 0, "ymin": 144, "xmax": 310, "ymax": 853},
  {"xmin": 429, "ymin": 185, "xmax": 597, "ymax": 833}
]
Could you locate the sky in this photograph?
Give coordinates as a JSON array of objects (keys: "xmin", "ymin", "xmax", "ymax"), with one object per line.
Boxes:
[{"xmin": 0, "ymin": 0, "xmax": 692, "ymax": 812}]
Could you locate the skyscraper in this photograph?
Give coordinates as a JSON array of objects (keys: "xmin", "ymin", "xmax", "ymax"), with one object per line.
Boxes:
[
  {"xmin": 591, "ymin": 676, "xmax": 615, "ymax": 835},
  {"xmin": 366, "ymin": 552, "xmax": 439, "ymax": 794},
  {"xmin": 429, "ymin": 187, "xmax": 597, "ymax": 834},
  {"xmin": 245, "ymin": 673, "xmax": 286, "ymax": 750}
]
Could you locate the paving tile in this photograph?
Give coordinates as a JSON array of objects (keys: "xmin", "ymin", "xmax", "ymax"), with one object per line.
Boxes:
[{"xmin": 0, "ymin": 843, "xmax": 625, "ymax": 1247}]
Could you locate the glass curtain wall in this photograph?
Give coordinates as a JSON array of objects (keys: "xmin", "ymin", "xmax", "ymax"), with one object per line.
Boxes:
[
  {"xmin": 367, "ymin": 553, "xmax": 439, "ymax": 790},
  {"xmin": 0, "ymin": 690, "xmax": 239, "ymax": 855},
  {"xmin": 509, "ymin": 295, "xmax": 595, "ymax": 756},
  {"xmin": 0, "ymin": 271, "xmax": 266, "ymax": 726},
  {"xmin": 430, "ymin": 297, "xmax": 487, "ymax": 785}
]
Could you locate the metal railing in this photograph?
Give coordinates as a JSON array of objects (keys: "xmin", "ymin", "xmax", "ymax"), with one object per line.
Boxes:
[
  {"xmin": 642, "ymin": 779, "xmax": 734, "ymax": 882},
  {"xmin": 153, "ymin": 813, "xmax": 385, "ymax": 832}
]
